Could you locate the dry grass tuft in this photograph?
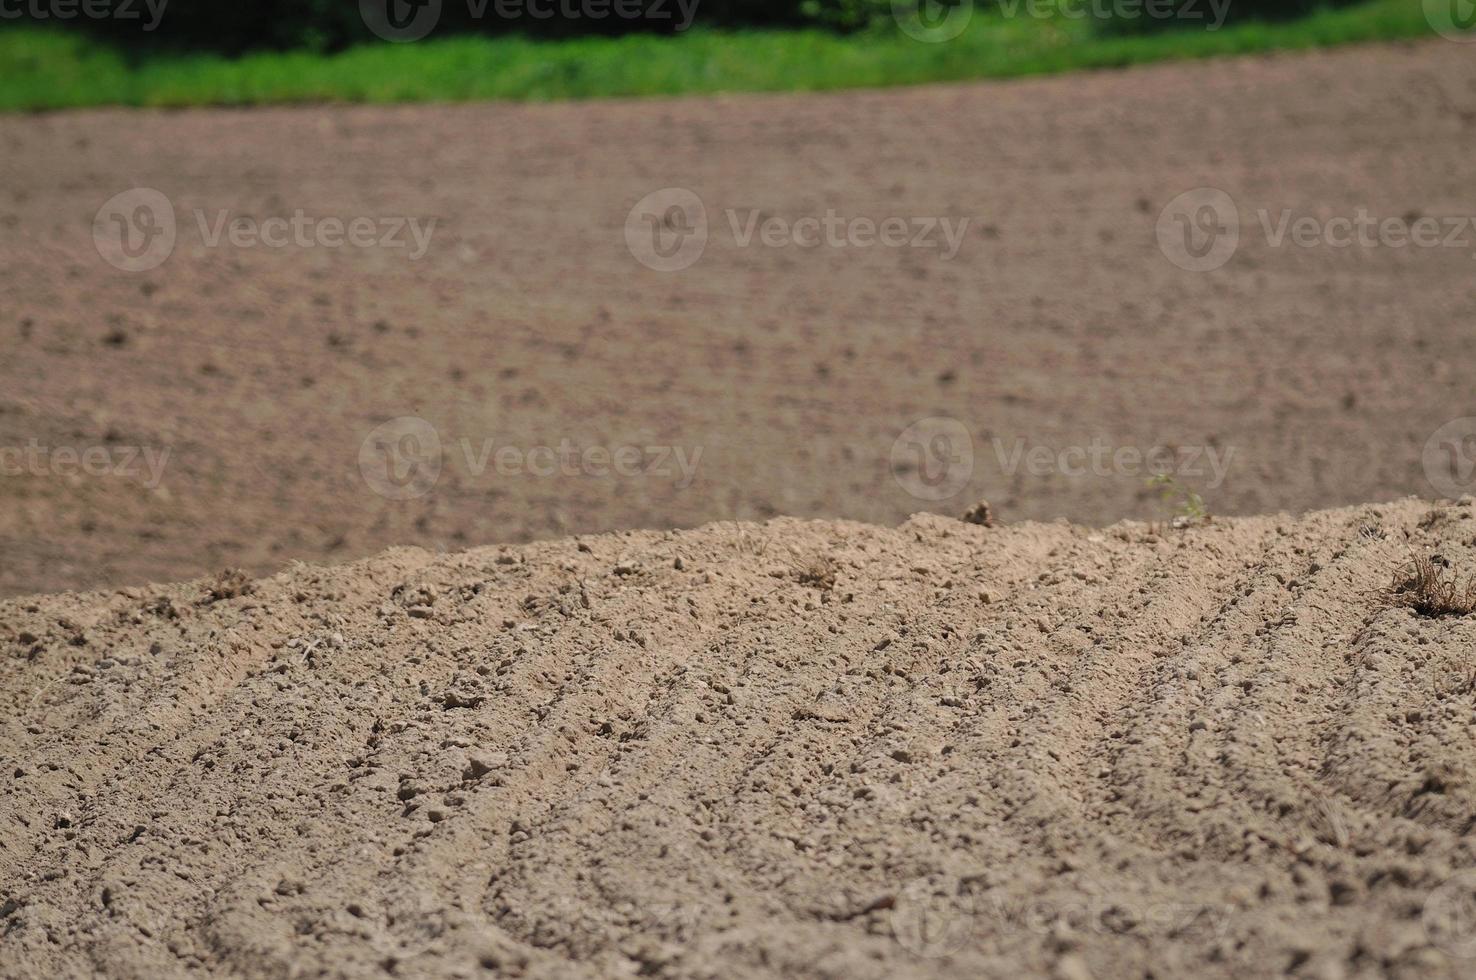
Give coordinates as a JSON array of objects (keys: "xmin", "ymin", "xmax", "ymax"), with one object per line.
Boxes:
[
  {"xmin": 1439, "ymin": 667, "xmax": 1476, "ymax": 699},
  {"xmin": 200, "ymin": 568, "xmax": 255, "ymax": 605},
  {"xmin": 792, "ymin": 555, "xmax": 838, "ymax": 592},
  {"xmin": 732, "ymin": 524, "xmax": 770, "ymax": 558},
  {"xmin": 1385, "ymin": 555, "xmax": 1476, "ymax": 618}
]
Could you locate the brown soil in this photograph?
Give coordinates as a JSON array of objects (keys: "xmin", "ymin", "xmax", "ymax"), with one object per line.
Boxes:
[
  {"xmin": 5, "ymin": 40, "xmax": 1476, "ymax": 978},
  {"xmin": 2, "ymin": 40, "xmax": 1474, "ymax": 597},
  {"xmin": 3, "ymin": 499, "xmax": 1476, "ymax": 978}
]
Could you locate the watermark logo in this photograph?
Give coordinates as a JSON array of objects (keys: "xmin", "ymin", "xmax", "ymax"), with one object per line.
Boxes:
[
  {"xmin": 1, "ymin": 0, "xmax": 169, "ymax": 30},
  {"xmin": 359, "ymin": 416, "xmax": 443, "ymax": 501},
  {"xmin": 891, "ymin": 423, "xmax": 1234, "ymax": 502},
  {"xmin": 892, "ymin": 0, "xmax": 973, "ymax": 43},
  {"xmin": 1424, "ymin": 418, "xmax": 1476, "ymax": 500},
  {"xmin": 1424, "ymin": 870, "xmax": 1476, "ymax": 959},
  {"xmin": 361, "ymin": 0, "xmax": 699, "ymax": 42},
  {"xmin": 626, "ymin": 188, "xmax": 970, "ymax": 271},
  {"xmin": 1160, "ymin": 189, "xmax": 1476, "ymax": 271},
  {"xmin": 359, "ymin": 417, "xmax": 705, "ymax": 499},
  {"xmin": 891, "ymin": 417, "xmax": 975, "ymax": 502},
  {"xmin": 361, "ymin": 0, "xmax": 444, "ymax": 41},
  {"xmin": 95, "ymin": 189, "xmax": 437, "ymax": 270},
  {"xmin": 1157, "ymin": 187, "xmax": 1239, "ymax": 272},
  {"xmin": 625, "ymin": 187, "xmax": 708, "ymax": 272},
  {"xmin": 94, "ymin": 188, "xmax": 177, "ymax": 273},
  {"xmin": 1426, "ymin": 0, "xmax": 1476, "ymax": 42},
  {"xmin": 891, "ymin": 878, "xmax": 976, "ymax": 957}
]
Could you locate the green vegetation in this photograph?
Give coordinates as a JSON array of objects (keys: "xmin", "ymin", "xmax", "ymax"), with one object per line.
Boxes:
[
  {"xmin": 0, "ymin": 1, "xmax": 1436, "ymax": 112},
  {"xmin": 1148, "ymin": 474, "xmax": 1210, "ymax": 527}
]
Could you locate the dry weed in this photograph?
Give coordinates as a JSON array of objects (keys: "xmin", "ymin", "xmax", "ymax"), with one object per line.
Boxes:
[
  {"xmin": 733, "ymin": 524, "xmax": 770, "ymax": 558},
  {"xmin": 1385, "ymin": 555, "xmax": 1476, "ymax": 618},
  {"xmin": 200, "ymin": 568, "xmax": 255, "ymax": 605},
  {"xmin": 791, "ymin": 554, "xmax": 837, "ymax": 591}
]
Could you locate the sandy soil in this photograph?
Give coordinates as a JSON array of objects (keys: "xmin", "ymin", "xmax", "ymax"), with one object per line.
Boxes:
[
  {"xmin": 2, "ymin": 498, "xmax": 1475, "ymax": 978},
  {"xmin": 2, "ymin": 39, "xmax": 1474, "ymax": 597}
]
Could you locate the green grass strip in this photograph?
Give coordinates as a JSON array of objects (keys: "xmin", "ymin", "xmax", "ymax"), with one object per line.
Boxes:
[{"xmin": 0, "ymin": 1, "xmax": 1440, "ymax": 112}]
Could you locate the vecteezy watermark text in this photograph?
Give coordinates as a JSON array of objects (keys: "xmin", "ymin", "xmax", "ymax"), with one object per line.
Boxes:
[
  {"xmin": 891, "ymin": 0, "xmax": 1230, "ymax": 43},
  {"xmin": 0, "ymin": 0, "xmax": 167, "ymax": 30},
  {"xmin": 1256, "ymin": 209, "xmax": 1476, "ymax": 252},
  {"xmin": 726, "ymin": 210, "xmax": 968, "ymax": 257},
  {"xmin": 1000, "ymin": 0, "xmax": 1229, "ymax": 28},
  {"xmin": 888, "ymin": 418, "xmax": 1234, "ymax": 503},
  {"xmin": 360, "ymin": 0, "xmax": 699, "ymax": 42},
  {"xmin": 93, "ymin": 188, "xmax": 437, "ymax": 273},
  {"xmin": 625, "ymin": 187, "xmax": 969, "ymax": 272},
  {"xmin": 194, "ymin": 210, "xmax": 436, "ymax": 258},
  {"xmin": 0, "ymin": 440, "xmax": 171, "ymax": 489},
  {"xmin": 358, "ymin": 416, "xmax": 704, "ymax": 500},
  {"xmin": 1158, "ymin": 187, "xmax": 1476, "ymax": 272},
  {"xmin": 993, "ymin": 436, "xmax": 1234, "ymax": 489}
]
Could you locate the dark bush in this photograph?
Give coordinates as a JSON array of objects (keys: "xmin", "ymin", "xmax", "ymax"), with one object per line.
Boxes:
[
  {"xmin": 13, "ymin": 0, "xmax": 890, "ymax": 54},
  {"xmin": 4, "ymin": 0, "xmax": 1376, "ymax": 52},
  {"xmin": 1095, "ymin": 0, "xmax": 1367, "ymax": 34}
]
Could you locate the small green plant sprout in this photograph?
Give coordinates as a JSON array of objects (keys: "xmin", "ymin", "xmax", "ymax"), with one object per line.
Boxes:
[{"xmin": 1147, "ymin": 474, "xmax": 1210, "ymax": 529}]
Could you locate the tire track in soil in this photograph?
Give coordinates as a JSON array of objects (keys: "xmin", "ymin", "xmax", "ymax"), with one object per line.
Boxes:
[{"xmin": 3, "ymin": 501, "xmax": 1475, "ymax": 978}]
